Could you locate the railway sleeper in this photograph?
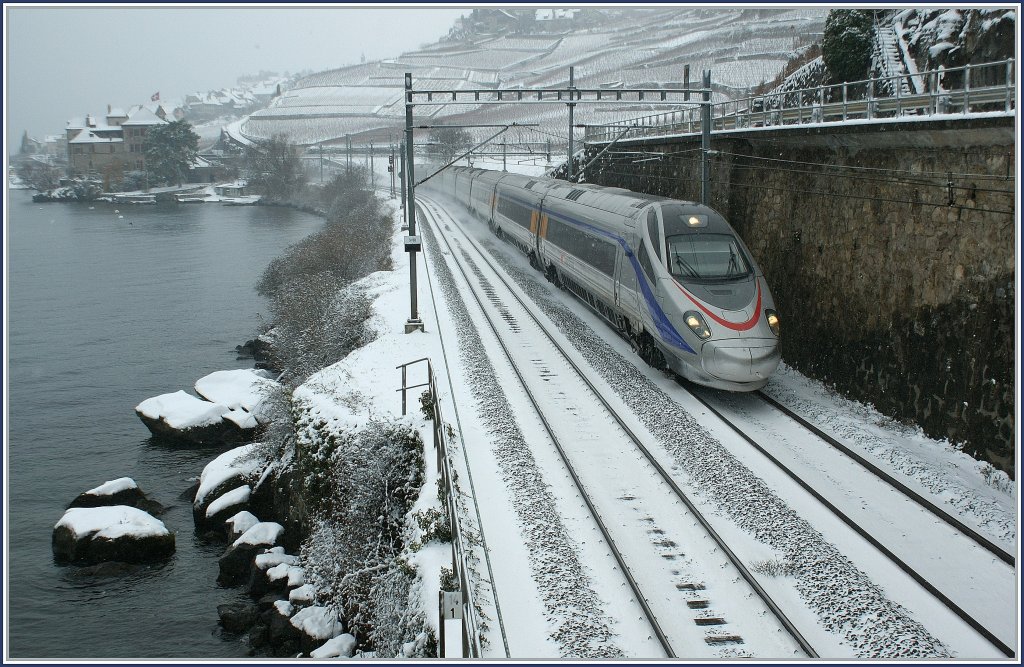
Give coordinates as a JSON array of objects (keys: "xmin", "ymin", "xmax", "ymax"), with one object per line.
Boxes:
[
  {"xmin": 694, "ymin": 617, "xmax": 727, "ymax": 626},
  {"xmin": 704, "ymin": 635, "xmax": 744, "ymax": 645},
  {"xmin": 675, "ymin": 582, "xmax": 706, "ymax": 591}
]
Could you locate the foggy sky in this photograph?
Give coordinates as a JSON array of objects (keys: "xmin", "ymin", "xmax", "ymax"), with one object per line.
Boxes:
[{"xmin": 4, "ymin": 5, "xmax": 467, "ymax": 147}]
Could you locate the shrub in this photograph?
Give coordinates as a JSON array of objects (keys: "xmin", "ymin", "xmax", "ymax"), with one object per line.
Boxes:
[
  {"xmin": 438, "ymin": 565, "xmax": 457, "ymax": 592},
  {"xmin": 255, "ymin": 170, "xmax": 393, "ymax": 385},
  {"xmin": 413, "ymin": 507, "xmax": 452, "ymax": 544},
  {"xmin": 299, "ymin": 419, "xmax": 427, "ymax": 650},
  {"xmin": 419, "ymin": 390, "xmax": 435, "ymax": 421}
]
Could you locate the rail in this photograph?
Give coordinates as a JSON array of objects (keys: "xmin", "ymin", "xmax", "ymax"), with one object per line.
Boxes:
[
  {"xmin": 586, "ymin": 59, "xmax": 1015, "ymax": 142},
  {"xmin": 418, "ymin": 195, "xmax": 818, "ymax": 658},
  {"xmin": 397, "ymin": 357, "xmax": 482, "ymax": 658}
]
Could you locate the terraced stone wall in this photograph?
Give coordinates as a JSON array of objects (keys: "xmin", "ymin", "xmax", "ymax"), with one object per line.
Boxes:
[{"xmin": 585, "ymin": 116, "xmax": 1015, "ymax": 474}]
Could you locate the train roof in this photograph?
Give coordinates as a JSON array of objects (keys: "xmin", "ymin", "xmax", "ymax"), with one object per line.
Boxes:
[
  {"xmin": 541, "ymin": 179, "xmax": 657, "ymax": 218},
  {"xmin": 451, "ymin": 166, "xmax": 688, "ymax": 217}
]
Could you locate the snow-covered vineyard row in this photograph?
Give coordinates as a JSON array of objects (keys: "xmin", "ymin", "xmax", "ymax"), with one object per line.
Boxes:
[{"xmin": 240, "ymin": 7, "xmax": 827, "ymax": 147}]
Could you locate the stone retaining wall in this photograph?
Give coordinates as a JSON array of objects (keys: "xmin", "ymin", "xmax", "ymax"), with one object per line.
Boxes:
[{"xmin": 586, "ymin": 116, "xmax": 1015, "ymax": 474}]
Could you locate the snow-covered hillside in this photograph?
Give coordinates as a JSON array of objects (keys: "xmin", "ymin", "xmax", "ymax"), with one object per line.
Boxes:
[{"xmin": 240, "ymin": 7, "xmax": 826, "ymax": 146}]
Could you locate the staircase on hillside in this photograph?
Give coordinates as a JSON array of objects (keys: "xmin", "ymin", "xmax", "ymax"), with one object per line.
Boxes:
[{"xmin": 872, "ymin": 20, "xmax": 913, "ymax": 97}]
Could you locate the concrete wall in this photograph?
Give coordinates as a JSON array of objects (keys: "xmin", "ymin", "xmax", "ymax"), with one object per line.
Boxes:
[{"xmin": 585, "ymin": 116, "xmax": 1015, "ymax": 474}]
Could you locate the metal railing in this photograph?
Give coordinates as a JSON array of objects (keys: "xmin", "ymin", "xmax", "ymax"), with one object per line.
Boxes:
[
  {"xmin": 397, "ymin": 357, "xmax": 481, "ymax": 658},
  {"xmin": 586, "ymin": 59, "xmax": 1015, "ymax": 142}
]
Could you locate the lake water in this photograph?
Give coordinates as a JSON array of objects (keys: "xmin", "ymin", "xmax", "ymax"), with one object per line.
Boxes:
[{"xmin": 5, "ymin": 190, "xmax": 323, "ymax": 658}]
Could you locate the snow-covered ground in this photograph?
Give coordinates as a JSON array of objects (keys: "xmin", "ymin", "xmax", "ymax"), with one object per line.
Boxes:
[{"xmin": 292, "ymin": 159, "xmax": 1018, "ymax": 659}]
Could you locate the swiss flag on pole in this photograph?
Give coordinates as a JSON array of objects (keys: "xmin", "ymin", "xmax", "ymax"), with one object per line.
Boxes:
[{"xmin": 151, "ymin": 92, "xmax": 160, "ymax": 102}]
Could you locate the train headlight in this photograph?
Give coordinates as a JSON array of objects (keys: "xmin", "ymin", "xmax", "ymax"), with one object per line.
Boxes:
[
  {"xmin": 765, "ymin": 309, "xmax": 781, "ymax": 337},
  {"xmin": 684, "ymin": 311, "xmax": 712, "ymax": 340}
]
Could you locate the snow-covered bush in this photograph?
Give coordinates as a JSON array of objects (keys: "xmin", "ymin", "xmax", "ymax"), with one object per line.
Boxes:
[
  {"xmin": 412, "ymin": 507, "xmax": 452, "ymax": 545},
  {"xmin": 255, "ymin": 169, "xmax": 393, "ymax": 384},
  {"xmin": 262, "ymin": 277, "xmax": 374, "ymax": 383},
  {"xmin": 295, "ymin": 416, "xmax": 430, "ymax": 654},
  {"xmin": 116, "ymin": 170, "xmax": 149, "ymax": 192},
  {"xmin": 418, "ymin": 390, "xmax": 434, "ymax": 421}
]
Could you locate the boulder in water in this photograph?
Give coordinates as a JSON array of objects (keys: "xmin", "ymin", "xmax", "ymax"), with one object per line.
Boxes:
[
  {"xmin": 194, "ymin": 369, "xmax": 278, "ymax": 418},
  {"xmin": 52, "ymin": 506, "xmax": 175, "ymax": 564},
  {"xmin": 218, "ymin": 602, "xmax": 259, "ymax": 634},
  {"xmin": 135, "ymin": 390, "xmax": 238, "ymax": 445},
  {"xmin": 218, "ymin": 522, "xmax": 284, "ymax": 586},
  {"xmin": 193, "ymin": 443, "xmax": 269, "ymax": 532},
  {"xmin": 68, "ymin": 477, "xmax": 146, "ymax": 509},
  {"xmin": 226, "ymin": 511, "xmax": 260, "ymax": 542}
]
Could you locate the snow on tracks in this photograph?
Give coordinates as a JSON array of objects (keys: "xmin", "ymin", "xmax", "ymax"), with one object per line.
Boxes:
[{"xmin": 422, "ymin": 222, "xmax": 623, "ymax": 659}]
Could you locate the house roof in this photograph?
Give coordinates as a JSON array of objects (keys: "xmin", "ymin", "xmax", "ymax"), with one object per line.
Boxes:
[
  {"xmin": 69, "ymin": 129, "xmax": 124, "ymax": 144},
  {"xmin": 122, "ymin": 106, "xmax": 168, "ymax": 126}
]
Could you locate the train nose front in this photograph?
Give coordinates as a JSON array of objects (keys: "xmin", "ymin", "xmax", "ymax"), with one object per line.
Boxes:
[{"xmin": 701, "ymin": 339, "xmax": 780, "ymax": 383}]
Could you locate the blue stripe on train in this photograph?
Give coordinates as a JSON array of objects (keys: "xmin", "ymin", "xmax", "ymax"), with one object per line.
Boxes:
[{"xmin": 496, "ymin": 189, "xmax": 696, "ymax": 356}]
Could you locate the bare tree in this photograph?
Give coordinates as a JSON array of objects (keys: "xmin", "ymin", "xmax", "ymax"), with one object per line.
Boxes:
[
  {"xmin": 245, "ymin": 133, "xmax": 307, "ymax": 202},
  {"xmin": 428, "ymin": 126, "xmax": 473, "ymax": 164}
]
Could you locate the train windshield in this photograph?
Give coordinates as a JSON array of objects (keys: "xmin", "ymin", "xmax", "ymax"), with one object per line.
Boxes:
[
  {"xmin": 665, "ymin": 233, "xmax": 752, "ymax": 282},
  {"xmin": 660, "ymin": 204, "xmax": 752, "ymax": 282}
]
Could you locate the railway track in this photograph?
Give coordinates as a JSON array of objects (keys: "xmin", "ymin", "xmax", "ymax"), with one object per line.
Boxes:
[
  {"xmin": 684, "ymin": 386, "xmax": 1016, "ymax": 658},
  {"xmin": 419, "ymin": 196, "xmax": 815, "ymax": 659}
]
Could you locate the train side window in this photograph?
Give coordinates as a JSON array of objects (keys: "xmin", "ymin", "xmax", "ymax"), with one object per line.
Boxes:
[
  {"xmin": 638, "ymin": 244, "xmax": 657, "ymax": 284},
  {"xmin": 618, "ymin": 248, "xmax": 638, "ymax": 292},
  {"xmin": 647, "ymin": 210, "xmax": 662, "ymax": 262}
]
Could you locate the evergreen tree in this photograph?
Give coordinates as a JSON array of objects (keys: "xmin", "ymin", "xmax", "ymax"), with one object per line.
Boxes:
[
  {"xmin": 144, "ymin": 120, "xmax": 200, "ymax": 186},
  {"xmin": 821, "ymin": 9, "xmax": 875, "ymax": 83},
  {"xmin": 20, "ymin": 130, "xmax": 37, "ymax": 154}
]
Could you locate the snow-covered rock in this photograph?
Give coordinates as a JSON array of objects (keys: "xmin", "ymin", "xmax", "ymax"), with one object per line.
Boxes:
[
  {"xmin": 291, "ymin": 605, "xmax": 344, "ymax": 641},
  {"xmin": 267, "ymin": 600, "xmax": 301, "ymax": 648},
  {"xmin": 67, "ymin": 477, "xmax": 165, "ymax": 516},
  {"xmin": 205, "ymin": 485, "xmax": 251, "ymax": 521},
  {"xmin": 52, "ymin": 506, "xmax": 175, "ymax": 564},
  {"xmin": 193, "ymin": 443, "xmax": 268, "ymax": 531},
  {"xmin": 266, "ymin": 562, "xmax": 305, "ymax": 588},
  {"xmin": 288, "ymin": 583, "xmax": 316, "ymax": 605},
  {"xmin": 218, "ymin": 522, "xmax": 285, "ymax": 586},
  {"xmin": 254, "ymin": 546, "xmax": 299, "ymax": 570},
  {"xmin": 310, "ymin": 633, "xmax": 357, "ymax": 659},
  {"xmin": 68, "ymin": 477, "xmax": 145, "ymax": 508},
  {"xmin": 226, "ymin": 510, "xmax": 260, "ymax": 542},
  {"xmin": 135, "ymin": 390, "xmax": 238, "ymax": 445},
  {"xmin": 249, "ymin": 547, "xmax": 301, "ymax": 597},
  {"xmin": 223, "ymin": 408, "xmax": 259, "ymax": 431},
  {"xmin": 194, "ymin": 369, "xmax": 278, "ymax": 417},
  {"xmin": 234, "ymin": 521, "xmax": 285, "ymax": 548},
  {"xmin": 290, "ymin": 606, "xmax": 345, "ymax": 656}
]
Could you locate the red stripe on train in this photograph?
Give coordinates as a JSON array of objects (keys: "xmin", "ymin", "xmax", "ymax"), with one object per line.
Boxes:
[{"xmin": 672, "ymin": 278, "xmax": 762, "ymax": 331}]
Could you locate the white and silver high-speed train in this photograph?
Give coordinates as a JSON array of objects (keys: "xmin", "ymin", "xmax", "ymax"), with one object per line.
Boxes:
[{"xmin": 430, "ymin": 166, "xmax": 781, "ymax": 391}]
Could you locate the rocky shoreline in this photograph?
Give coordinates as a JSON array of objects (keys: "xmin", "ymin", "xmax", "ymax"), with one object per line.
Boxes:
[{"xmin": 51, "ymin": 333, "xmax": 355, "ymax": 658}]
